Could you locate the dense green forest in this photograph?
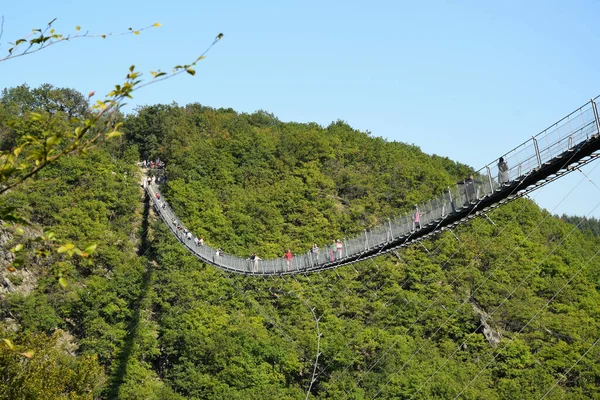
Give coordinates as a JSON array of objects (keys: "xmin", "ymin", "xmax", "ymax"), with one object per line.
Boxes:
[
  {"xmin": 1, "ymin": 85, "xmax": 600, "ymax": 399},
  {"xmin": 559, "ymin": 214, "xmax": 600, "ymax": 237}
]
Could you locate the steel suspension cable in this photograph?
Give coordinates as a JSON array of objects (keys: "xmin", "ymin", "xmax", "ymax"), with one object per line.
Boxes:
[
  {"xmin": 343, "ymin": 142, "xmax": 600, "ymax": 397},
  {"xmin": 370, "ymin": 162, "xmax": 600, "ymax": 398},
  {"xmin": 336, "ymin": 171, "xmax": 541, "ymax": 396},
  {"xmin": 453, "ymin": 245, "xmax": 600, "ymax": 399},
  {"xmin": 319, "ymin": 173, "xmax": 544, "ymax": 374},
  {"xmin": 401, "ymin": 159, "xmax": 600, "ymax": 399},
  {"xmin": 538, "ymin": 336, "xmax": 600, "ymax": 400}
]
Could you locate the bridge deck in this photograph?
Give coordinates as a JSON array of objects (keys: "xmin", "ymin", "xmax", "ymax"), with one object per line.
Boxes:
[{"xmin": 145, "ymin": 97, "xmax": 600, "ymax": 275}]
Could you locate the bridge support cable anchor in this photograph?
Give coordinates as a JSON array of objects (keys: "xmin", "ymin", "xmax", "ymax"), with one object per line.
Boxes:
[
  {"xmin": 392, "ymin": 250, "xmax": 404, "ymax": 262},
  {"xmin": 483, "ymin": 213, "xmax": 496, "ymax": 226},
  {"xmin": 449, "ymin": 229, "xmax": 461, "ymax": 243},
  {"xmin": 576, "ymin": 167, "xmax": 600, "ymax": 192}
]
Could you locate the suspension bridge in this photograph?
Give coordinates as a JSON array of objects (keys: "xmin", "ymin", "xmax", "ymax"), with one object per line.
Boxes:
[{"xmin": 143, "ymin": 96, "xmax": 600, "ymax": 275}]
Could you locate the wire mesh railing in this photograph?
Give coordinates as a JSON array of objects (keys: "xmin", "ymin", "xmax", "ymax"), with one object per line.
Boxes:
[{"xmin": 145, "ymin": 97, "xmax": 600, "ymax": 275}]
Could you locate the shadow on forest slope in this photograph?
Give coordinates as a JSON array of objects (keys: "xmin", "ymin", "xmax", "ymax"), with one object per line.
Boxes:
[{"xmin": 105, "ymin": 190, "xmax": 154, "ymax": 398}]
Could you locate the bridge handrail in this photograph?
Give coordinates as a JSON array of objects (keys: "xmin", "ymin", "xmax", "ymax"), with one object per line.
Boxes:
[{"xmin": 145, "ymin": 96, "xmax": 600, "ymax": 274}]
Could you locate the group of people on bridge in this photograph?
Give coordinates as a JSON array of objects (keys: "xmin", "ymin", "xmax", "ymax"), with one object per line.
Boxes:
[
  {"xmin": 412, "ymin": 157, "xmax": 511, "ymax": 230},
  {"xmin": 141, "ymin": 158, "xmax": 165, "ymax": 169},
  {"xmin": 145, "ymin": 154, "xmax": 513, "ymax": 273}
]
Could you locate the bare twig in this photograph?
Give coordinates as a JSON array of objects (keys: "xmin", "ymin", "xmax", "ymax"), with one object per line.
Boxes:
[
  {"xmin": 0, "ymin": 16, "xmax": 5, "ymax": 43},
  {"xmin": 305, "ymin": 301, "xmax": 322, "ymax": 400},
  {"xmin": 0, "ymin": 28, "xmax": 222, "ymax": 194},
  {"xmin": 0, "ymin": 19, "xmax": 160, "ymax": 63}
]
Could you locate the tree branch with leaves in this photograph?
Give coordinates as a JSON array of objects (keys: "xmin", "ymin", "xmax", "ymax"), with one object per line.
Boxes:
[{"xmin": 0, "ymin": 17, "xmax": 222, "ymax": 357}]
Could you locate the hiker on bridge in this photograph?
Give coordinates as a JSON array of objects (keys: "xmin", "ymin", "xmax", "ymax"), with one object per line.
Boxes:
[
  {"xmin": 311, "ymin": 243, "xmax": 319, "ymax": 263},
  {"xmin": 214, "ymin": 248, "xmax": 223, "ymax": 264},
  {"xmin": 498, "ymin": 157, "xmax": 510, "ymax": 184},
  {"xmin": 458, "ymin": 175, "xmax": 480, "ymax": 204},
  {"xmin": 285, "ymin": 249, "xmax": 293, "ymax": 271},
  {"xmin": 250, "ymin": 253, "xmax": 261, "ymax": 272},
  {"xmin": 412, "ymin": 209, "xmax": 422, "ymax": 231},
  {"xmin": 329, "ymin": 240, "xmax": 336, "ymax": 261}
]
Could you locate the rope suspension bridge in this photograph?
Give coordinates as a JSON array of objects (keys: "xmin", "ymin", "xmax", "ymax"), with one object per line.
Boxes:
[{"xmin": 143, "ymin": 96, "xmax": 600, "ymax": 275}]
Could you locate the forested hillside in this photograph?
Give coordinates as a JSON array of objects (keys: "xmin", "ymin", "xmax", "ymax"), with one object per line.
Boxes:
[
  {"xmin": 1, "ymin": 86, "xmax": 600, "ymax": 399},
  {"xmin": 559, "ymin": 214, "xmax": 600, "ymax": 237}
]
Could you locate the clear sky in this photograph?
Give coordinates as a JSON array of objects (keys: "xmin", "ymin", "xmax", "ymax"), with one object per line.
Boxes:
[{"xmin": 2, "ymin": 0, "xmax": 600, "ymax": 218}]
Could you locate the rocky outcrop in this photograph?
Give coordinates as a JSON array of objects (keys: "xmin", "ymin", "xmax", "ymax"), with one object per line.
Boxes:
[
  {"xmin": 471, "ymin": 299, "xmax": 502, "ymax": 347},
  {"xmin": 0, "ymin": 226, "xmax": 36, "ymax": 296}
]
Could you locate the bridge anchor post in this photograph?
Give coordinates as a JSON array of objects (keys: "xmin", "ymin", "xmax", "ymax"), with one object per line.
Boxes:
[
  {"xmin": 569, "ymin": 134, "xmax": 573, "ymax": 149},
  {"xmin": 486, "ymin": 166, "xmax": 494, "ymax": 193},
  {"xmin": 532, "ymin": 137, "xmax": 542, "ymax": 168},
  {"xmin": 592, "ymin": 98, "xmax": 600, "ymax": 136}
]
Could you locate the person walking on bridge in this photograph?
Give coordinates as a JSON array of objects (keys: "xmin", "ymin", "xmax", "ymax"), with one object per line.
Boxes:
[
  {"xmin": 329, "ymin": 240, "xmax": 336, "ymax": 261},
  {"xmin": 498, "ymin": 157, "xmax": 509, "ymax": 184},
  {"xmin": 285, "ymin": 249, "xmax": 293, "ymax": 271},
  {"xmin": 412, "ymin": 207, "xmax": 421, "ymax": 231},
  {"xmin": 250, "ymin": 253, "xmax": 261, "ymax": 272},
  {"xmin": 214, "ymin": 248, "xmax": 223, "ymax": 265},
  {"xmin": 458, "ymin": 175, "xmax": 478, "ymax": 204},
  {"xmin": 311, "ymin": 243, "xmax": 319, "ymax": 263}
]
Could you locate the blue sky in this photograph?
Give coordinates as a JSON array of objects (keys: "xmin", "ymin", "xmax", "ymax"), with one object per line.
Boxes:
[{"xmin": 2, "ymin": 0, "xmax": 600, "ymax": 217}]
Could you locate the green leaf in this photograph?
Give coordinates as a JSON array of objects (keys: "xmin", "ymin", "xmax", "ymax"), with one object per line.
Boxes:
[
  {"xmin": 153, "ymin": 22, "xmax": 162, "ymax": 27},
  {"xmin": 35, "ymin": 249, "xmax": 50, "ymax": 257},
  {"xmin": 84, "ymin": 244, "xmax": 97, "ymax": 255},
  {"xmin": 186, "ymin": 68, "xmax": 196, "ymax": 76},
  {"xmin": 107, "ymin": 130, "xmax": 124, "ymax": 139},
  {"xmin": 3, "ymin": 338, "xmax": 14, "ymax": 350},
  {"xmin": 58, "ymin": 277, "xmax": 67, "ymax": 288},
  {"xmin": 46, "ymin": 136, "xmax": 61, "ymax": 147},
  {"xmin": 76, "ymin": 25, "xmax": 81, "ymax": 31},
  {"xmin": 57, "ymin": 243, "xmax": 75, "ymax": 253},
  {"xmin": 12, "ymin": 244, "xmax": 23, "ymax": 252},
  {"xmin": 16, "ymin": 227, "xmax": 24, "ymax": 235},
  {"xmin": 29, "ymin": 112, "xmax": 42, "ymax": 121}
]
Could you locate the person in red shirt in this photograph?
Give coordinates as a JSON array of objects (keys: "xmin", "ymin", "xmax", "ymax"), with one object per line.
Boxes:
[{"xmin": 285, "ymin": 249, "xmax": 293, "ymax": 271}]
